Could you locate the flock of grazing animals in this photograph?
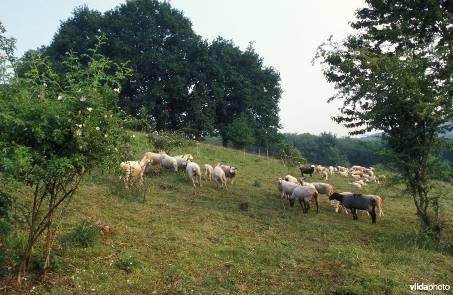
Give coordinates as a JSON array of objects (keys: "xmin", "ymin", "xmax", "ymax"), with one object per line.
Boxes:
[
  {"xmin": 119, "ymin": 150, "xmax": 384, "ymax": 224},
  {"xmin": 119, "ymin": 151, "xmax": 237, "ymax": 194},
  {"xmin": 278, "ymin": 164, "xmax": 385, "ymax": 224}
]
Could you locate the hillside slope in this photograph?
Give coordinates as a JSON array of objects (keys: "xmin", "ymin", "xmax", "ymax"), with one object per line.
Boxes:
[{"xmin": 7, "ymin": 132, "xmax": 453, "ymax": 294}]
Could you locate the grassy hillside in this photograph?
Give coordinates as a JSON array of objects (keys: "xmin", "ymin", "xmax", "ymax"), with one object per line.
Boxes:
[{"xmin": 5, "ymin": 132, "xmax": 453, "ymax": 294}]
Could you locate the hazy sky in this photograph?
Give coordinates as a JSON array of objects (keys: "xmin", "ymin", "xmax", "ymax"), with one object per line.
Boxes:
[{"xmin": 1, "ymin": 0, "xmax": 366, "ymax": 136}]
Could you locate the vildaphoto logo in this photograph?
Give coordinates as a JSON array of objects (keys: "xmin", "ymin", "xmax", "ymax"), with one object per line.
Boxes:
[{"xmin": 409, "ymin": 283, "xmax": 450, "ymax": 292}]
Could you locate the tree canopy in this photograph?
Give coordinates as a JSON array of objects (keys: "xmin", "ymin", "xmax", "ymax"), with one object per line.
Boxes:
[
  {"xmin": 315, "ymin": 0, "xmax": 452, "ymax": 241},
  {"xmin": 41, "ymin": 0, "xmax": 282, "ymax": 146}
]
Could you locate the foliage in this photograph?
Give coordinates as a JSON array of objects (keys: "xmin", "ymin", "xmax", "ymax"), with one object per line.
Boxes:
[
  {"xmin": 0, "ymin": 21, "xmax": 16, "ymax": 84},
  {"xmin": 284, "ymin": 132, "xmax": 385, "ymax": 166},
  {"xmin": 278, "ymin": 143, "xmax": 305, "ymax": 167},
  {"xmin": 225, "ymin": 113, "xmax": 256, "ymax": 148},
  {"xmin": 0, "ymin": 35, "xmax": 131, "ymax": 282},
  {"xmin": 148, "ymin": 131, "xmax": 196, "ymax": 154},
  {"xmin": 115, "ymin": 253, "xmax": 144, "ymax": 273},
  {"xmin": 61, "ymin": 220, "xmax": 100, "ymax": 248},
  {"xmin": 315, "ymin": 0, "xmax": 452, "ymax": 242},
  {"xmin": 44, "ymin": 0, "xmax": 282, "ymax": 143}
]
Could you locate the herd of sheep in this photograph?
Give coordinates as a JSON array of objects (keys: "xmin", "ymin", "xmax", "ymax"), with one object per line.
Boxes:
[
  {"xmin": 119, "ymin": 151, "xmax": 384, "ymax": 224},
  {"xmin": 119, "ymin": 151, "xmax": 237, "ymax": 194},
  {"xmin": 278, "ymin": 164, "xmax": 385, "ymax": 223}
]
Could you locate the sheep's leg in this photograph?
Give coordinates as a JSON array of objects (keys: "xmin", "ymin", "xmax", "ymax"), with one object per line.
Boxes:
[
  {"xmin": 315, "ymin": 196, "xmax": 319, "ymax": 213},
  {"xmin": 352, "ymin": 209, "xmax": 358, "ymax": 220},
  {"xmin": 370, "ymin": 207, "xmax": 377, "ymax": 224}
]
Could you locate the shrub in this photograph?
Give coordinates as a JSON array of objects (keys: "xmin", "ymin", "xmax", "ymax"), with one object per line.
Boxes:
[{"xmin": 62, "ymin": 220, "xmax": 100, "ymax": 248}]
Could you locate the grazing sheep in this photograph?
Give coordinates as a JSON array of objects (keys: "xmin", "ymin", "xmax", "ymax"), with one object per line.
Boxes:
[
  {"xmin": 288, "ymin": 185, "xmax": 319, "ymax": 213},
  {"xmin": 160, "ymin": 154, "xmax": 178, "ymax": 172},
  {"xmin": 321, "ymin": 170, "xmax": 329, "ymax": 181},
  {"xmin": 297, "ymin": 178, "xmax": 316, "ymax": 190},
  {"xmin": 284, "ymin": 174, "xmax": 299, "ymax": 184},
  {"xmin": 355, "ymin": 179, "xmax": 367, "ymax": 186},
  {"xmin": 311, "ymin": 182, "xmax": 334, "ymax": 196},
  {"xmin": 363, "ymin": 194, "xmax": 384, "ymax": 217},
  {"xmin": 175, "ymin": 155, "xmax": 190, "ymax": 171},
  {"xmin": 277, "ymin": 178, "xmax": 299, "ymax": 200},
  {"xmin": 220, "ymin": 165, "xmax": 237, "ymax": 184},
  {"xmin": 213, "ymin": 165, "xmax": 228, "ymax": 189},
  {"xmin": 328, "ymin": 166, "xmax": 335, "ymax": 175},
  {"xmin": 339, "ymin": 170, "xmax": 349, "ymax": 177},
  {"xmin": 186, "ymin": 161, "xmax": 202, "ymax": 194},
  {"xmin": 204, "ymin": 164, "xmax": 213, "ymax": 181},
  {"xmin": 120, "ymin": 158, "xmax": 151, "ymax": 189},
  {"xmin": 351, "ymin": 174, "xmax": 362, "ymax": 180},
  {"xmin": 299, "ymin": 164, "xmax": 315, "ymax": 177},
  {"xmin": 142, "ymin": 151, "xmax": 166, "ymax": 165},
  {"xmin": 333, "ymin": 191, "xmax": 353, "ymax": 214},
  {"xmin": 142, "ymin": 151, "xmax": 166, "ymax": 174},
  {"xmin": 329, "ymin": 192, "xmax": 378, "ymax": 223},
  {"xmin": 350, "ymin": 182, "xmax": 362, "ymax": 190}
]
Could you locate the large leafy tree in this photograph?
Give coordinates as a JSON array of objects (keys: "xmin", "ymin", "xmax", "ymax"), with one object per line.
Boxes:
[
  {"xmin": 316, "ymin": 0, "xmax": 452, "ymax": 241},
  {"xmin": 44, "ymin": 0, "xmax": 282, "ymax": 143}
]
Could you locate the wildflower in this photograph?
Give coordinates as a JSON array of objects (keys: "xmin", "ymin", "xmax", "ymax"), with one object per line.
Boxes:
[
  {"xmin": 104, "ymin": 134, "xmax": 108, "ymax": 138},
  {"xmin": 80, "ymin": 96, "xmax": 87, "ymax": 102},
  {"xmin": 76, "ymin": 129, "xmax": 82, "ymax": 136},
  {"xmin": 87, "ymin": 107, "xmax": 93, "ymax": 112},
  {"xmin": 68, "ymin": 118, "xmax": 72, "ymax": 123},
  {"xmin": 75, "ymin": 124, "xmax": 82, "ymax": 128},
  {"xmin": 113, "ymin": 87, "xmax": 120, "ymax": 93},
  {"xmin": 57, "ymin": 95, "xmax": 63, "ymax": 100},
  {"xmin": 95, "ymin": 126, "xmax": 100, "ymax": 131},
  {"xmin": 104, "ymin": 114, "xmax": 108, "ymax": 118},
  {"xmin": 43, "ymin": 83, "xmax": 47, "ymax": 87},
  {"xmin": 131, "ymin": 134, "xmax": 136, "ymax": 138}
]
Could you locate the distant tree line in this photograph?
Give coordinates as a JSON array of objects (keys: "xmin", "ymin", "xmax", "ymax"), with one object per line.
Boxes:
[
  {"xmin": 283, "ymin": 133, "xmax": 452, "ymax": 181},
  {"xmin": 283, "ymin": 133, "xmax": 384, "ymax": 167},
  {"xmin": 17, "ymin": 0, "xmax": 282, "ymax": 148}
]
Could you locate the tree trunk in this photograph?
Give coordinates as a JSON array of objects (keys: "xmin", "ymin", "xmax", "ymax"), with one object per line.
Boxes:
[{"xmin": 42, "ymin": 212, "xmax": 53, "ymax": 279}]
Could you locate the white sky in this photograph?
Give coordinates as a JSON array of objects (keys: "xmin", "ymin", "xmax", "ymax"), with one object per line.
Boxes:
[{"xmin": 1, "ymin": 0, "xmax": 366, "ymax": 136}]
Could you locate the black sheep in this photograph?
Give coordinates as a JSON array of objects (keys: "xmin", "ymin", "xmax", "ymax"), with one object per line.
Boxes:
[
  {"xmin": 299, "ymin": 164, "xmax": 315, "ymax": 177},
  {"xmin": 329, "ymin": 192, "xmax": 377, "ymax": 223}
]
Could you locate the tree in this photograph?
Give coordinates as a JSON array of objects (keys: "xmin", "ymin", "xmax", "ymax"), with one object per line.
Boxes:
[
  {"xmin": 0, "ymin": 21, "xmax": 16, "ymax": 84},
  {"xmin": 315, "ymin": 0, "xmax": 452, "ymax": 241},
  {"xmin": 0, "ymin": 37, "xmax": 131, "ymax": 282},
  {"xmin": 45, "ymin": 2, "xmax": 283, "ymax": 144}
]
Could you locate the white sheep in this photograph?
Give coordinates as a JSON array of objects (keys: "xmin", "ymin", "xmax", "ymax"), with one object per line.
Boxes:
[
  {"xmin": 277, "ymin": 178, "xmax": 299, "ymax": 199},
  {"xmin": 160, "ymin": 154, "xmax": 178, "ymax": 172},
  {"xmin": 119, "ymin": 158, "xmax": 151, "ymax": 189},
  {"xmin": 213, "ymin": 165, "xmax": 228, "ymax": 189},
  {"xmin": 311, "ymin": 182, "xmax": 334, "ymax": 196},
  {"xmin": 142, "ymin": 151, "xmax": 166, "ymax": 174},
  {"xmin": 350, "ymin": 181, "xmax": 362, "ymax": 190},
  {"xmin": 204, "ymin": 164, "xmax": 213, "ymax": 181},
  {"xmin": 186, "ymin": 161, "xmax": 202, "ymax": 194},
  {"xmin": 175, "ymin": 154, "xmax": 194, "ymax": 171},
  {"xmin": 220, "ymin": 164, "xmax": 237, "ymax": 184},
  {"xmin": 284, "ymin": 174, "xmax": 299, "ymax": 184},
  {"xmin": 288, "ymin": 185, "xmax": 319, "ymax": 213}
]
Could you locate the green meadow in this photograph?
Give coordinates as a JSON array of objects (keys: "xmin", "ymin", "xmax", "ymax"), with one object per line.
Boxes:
[{"xmin": 5, "ymin": 132, "xmax": 453, "ymax": 294}]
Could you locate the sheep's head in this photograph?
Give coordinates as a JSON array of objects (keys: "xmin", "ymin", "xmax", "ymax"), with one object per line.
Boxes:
[
  {"xmin": 329, "ymin": 192, "xmax": 342, "ymax": 201},
  {"xmin": 140, "ymin": 158, "xmax": 151, "ymax": 167},
  {"xmin": 184, "ymin": 154, "xmax": 194, "ymax": 161},
  {"xmin": 229, "ymin": 167, "xmax": 237, "ymax": 176}
]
